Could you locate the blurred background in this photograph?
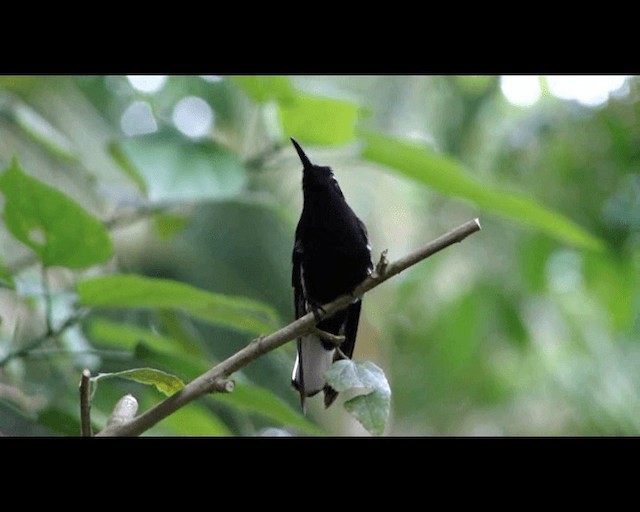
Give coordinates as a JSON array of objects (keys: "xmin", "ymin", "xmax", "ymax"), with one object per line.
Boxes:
[{"xmin": 0, "ymin": 75, "xmax": 638, "ymax": 436}]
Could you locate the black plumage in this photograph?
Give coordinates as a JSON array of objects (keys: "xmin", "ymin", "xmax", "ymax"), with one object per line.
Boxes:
[{"xmin": 290, "ymin": 137, "xmax": 373, "ymax": 408}]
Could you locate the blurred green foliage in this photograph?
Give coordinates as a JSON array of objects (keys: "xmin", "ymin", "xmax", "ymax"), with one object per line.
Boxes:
[{"xmin": 0, "ymin": 75, "xmax": 638, "ymax": 436}]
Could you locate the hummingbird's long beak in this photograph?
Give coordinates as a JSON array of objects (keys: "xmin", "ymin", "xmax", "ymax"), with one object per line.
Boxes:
[{"xmin": 290, "ymin": 137, "xmax": 313, "ymax": 169}]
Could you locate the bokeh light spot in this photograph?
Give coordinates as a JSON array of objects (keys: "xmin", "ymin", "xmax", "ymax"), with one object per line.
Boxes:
[
  {"xmin": 127, "ymin": 75, "xmax": 167, "ymax": 94},
  {"xmin": 172, "ymin": 96, "xmax": 214, "ymax": 139},
  {"xmin": 120, "ymin": 101, "xmax": 158, "ymax": 136}
]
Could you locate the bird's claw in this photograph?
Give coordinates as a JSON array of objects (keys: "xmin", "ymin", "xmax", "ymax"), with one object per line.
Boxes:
[
  {"xmin": 312, "ymin": 327, "xmax": 345, "ymax": 347},
  {"xmin": 309, "ymin": 303, "xmax": 327, "ymax": 323}
]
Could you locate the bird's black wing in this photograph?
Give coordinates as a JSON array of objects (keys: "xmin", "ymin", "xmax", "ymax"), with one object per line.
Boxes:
[
  {"xmin": 341, "ymin": 214, "xmax": 372, "ymax": 360},
  {"xmin": 292, "ymin": 237, "xmax": 305, "ymax": 321},
  {"xmin": 339, "ymin": 299, "xmax": 362, "ymax": 360}
]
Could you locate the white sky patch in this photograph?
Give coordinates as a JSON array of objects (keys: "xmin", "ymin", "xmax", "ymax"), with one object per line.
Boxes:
[
  {"xmin": 127, "ymin": 75, "xmax": 168, "ymax": 94},
  {"xmin": 501, "ymin": 75, "xmax": 631, "ymax": 108},
  {"xmin": 500, "ymin": 76, "xmax": 541, "ymax": 107},
  {"xmin": 546, "ymin": 75, "xmax": 629, "ymax": 107}
]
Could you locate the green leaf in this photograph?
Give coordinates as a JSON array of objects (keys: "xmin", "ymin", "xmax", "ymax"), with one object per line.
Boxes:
[
  {"xmin": 325, "ymin": 359, "xmax": 391, "ymax": 436},
  {"xmin": 229, "ymin": 76, "xmax": 296, "ymax": 104},
  {"xmin": 0, "ymin": 76, "xmax": 38, "ymax": 92},
  {"xmin": 153, "ymin": 402, "xmax": 232, "ymax": 436},
  {"xmin": 134, "ymin": 342, "xmax": 211, "ymax": 380},
  {"xmin": 325, "ymin": 359, "xmax": 387, "ymax": 391},
  {"xmin": 38, "ymin": 407, "xmax": 82, "ymax": 436},
  {"xmin": 87, "ymin": 318, "xmax": 186, "ymax": 354},
  {"xmin": 279, "ymin": 93, "xmax": 360, "ymax": 145},
  {"xmin": 107, "ymin": 141, "xmax": 148, "ymax": 194},
  {"xmin": 0, "ymin": 259, "xmax": 15, "ymax": 289},
  {"xmin": 0, "ymin": 158, "xmax": 114, "ymax": 268},
  {"xmin": 584, "ymin": 252, "xmax": 637, "ymax": 331},
  {"xmin": 213, "ymin": 382, "xmax": 322, "ymax": 435},
  {"xmin": 360, "ymin": 131, "xmax": 605, "ymax": 252},
  {"xmin": 92, "ymin": 367, "xmax": 185, "ymax": 397},
  {"xmin": 118, "ymin": 132, "xmax": 247, "ymax": 202},
  {"xmin": 343, "ymin": 390, "xmax": 390, "ymax": 437},
  {"xmin": 454, "ymin": 76, "xmax": 496, "ymax": 95},
  {"xmin": 154, "ymin": 213, "xmax": 189, "ymax": 240},
  {"xmin": 77, "ymin": 274, "xmax": 280, "ymax": 335},
  {"xmin": 155, "ymin": 309, "xmax": 210, "ymax": 357}
]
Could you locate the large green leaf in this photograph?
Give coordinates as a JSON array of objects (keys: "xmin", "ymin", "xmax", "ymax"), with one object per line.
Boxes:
[
  {"xmin": 134, "ymin": 342, "xmax": 210, "ymax": 380},
  {"xmin": 77, "ymin": 274, "xmax": 280, "ymax": 335},
  {"xmin": 361, "ymin": 131, "xmax": 605, "ymax": 252},
  {"xmin": 87, "ymin": 318, "xmax": 186, "ymax": 354},
  {"xmin": 229, "ymin": 76, "xmax": 296, "ymax": 104},
  {"xmin": 325, "ymin": 360, "xmax": 391, "ymax": 436},
  {"xmin": 154, "ymin": 309, "xmax": 211, "ymax": 358},
  {"xmin": 153, "ymin": 401, "xmax": 233, "ymax": 436},
  {"xmin": 231, "ymin": 77, "xmax": 360, "ymax": 145},
  {"xmin": 38, "ymin": 407, "xmax": 82, "ymax": 436},
  {"xmin": 0, "ymin": 158, "xmax": 114, "ymax": 268},
  {"xmin": 212, "ymin": 382, "xmax": 322, "ymax": 435},
  {"xmin": 279, "ymin": 93, "xmax": 360, "ymax": 145},
  {"xmin": 118, "ymin": 132, "xmax": 247, "ymax": 202}
]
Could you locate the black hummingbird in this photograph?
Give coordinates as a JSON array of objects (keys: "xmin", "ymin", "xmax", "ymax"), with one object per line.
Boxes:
[{"xmin": 290, "ymin": 137, "xmax": 373, "ymax": 409}]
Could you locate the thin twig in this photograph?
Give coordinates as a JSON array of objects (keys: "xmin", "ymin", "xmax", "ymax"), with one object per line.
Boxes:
[
  {"xmin": 0, "ymin": 308, "xmax": 90, "ymax": 367},
  {"xmin": 79, "ymin": 369, "xmax": 93, "ymax": 437},
  {"xmin": 96, "ymin": 218, "xmax": 481, "ymax": 437},
  {"xmin": 23, "ymin": 348, "xmax": 132, "ymax": 361},
  {"xmin": 104, "ymin": 200, "xmax": 191, "ymax": 231}
]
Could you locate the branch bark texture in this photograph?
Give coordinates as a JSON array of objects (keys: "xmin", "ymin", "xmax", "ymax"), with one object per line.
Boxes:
[
  {"xmin": 79, "ymin": 369, "xmax": 92, "ymax": 436},
  {"xmin": 96, "ymin": 218, "xmax": 481, "ymax": 436}
]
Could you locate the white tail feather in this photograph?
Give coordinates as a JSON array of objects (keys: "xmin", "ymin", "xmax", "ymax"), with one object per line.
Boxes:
[{"xmin": 292, "ymin": 334, "xmax": 334, "ymax": 397}]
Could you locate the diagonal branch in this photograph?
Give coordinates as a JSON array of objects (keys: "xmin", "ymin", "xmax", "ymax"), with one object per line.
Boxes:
[{"xmin": 96, "ymin": 218, "xmax": 481, "ymax": 437}]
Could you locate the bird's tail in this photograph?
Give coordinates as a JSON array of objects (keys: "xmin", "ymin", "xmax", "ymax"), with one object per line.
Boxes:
[{"xmin": 292, "ymin": 334, "xmax": 335, "ymax": 410}]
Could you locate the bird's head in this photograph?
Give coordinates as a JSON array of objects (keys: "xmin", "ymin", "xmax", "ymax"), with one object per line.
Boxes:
[{"xmin": 290, "ymin": 137, "xmax": 343, "ymax": 198}]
